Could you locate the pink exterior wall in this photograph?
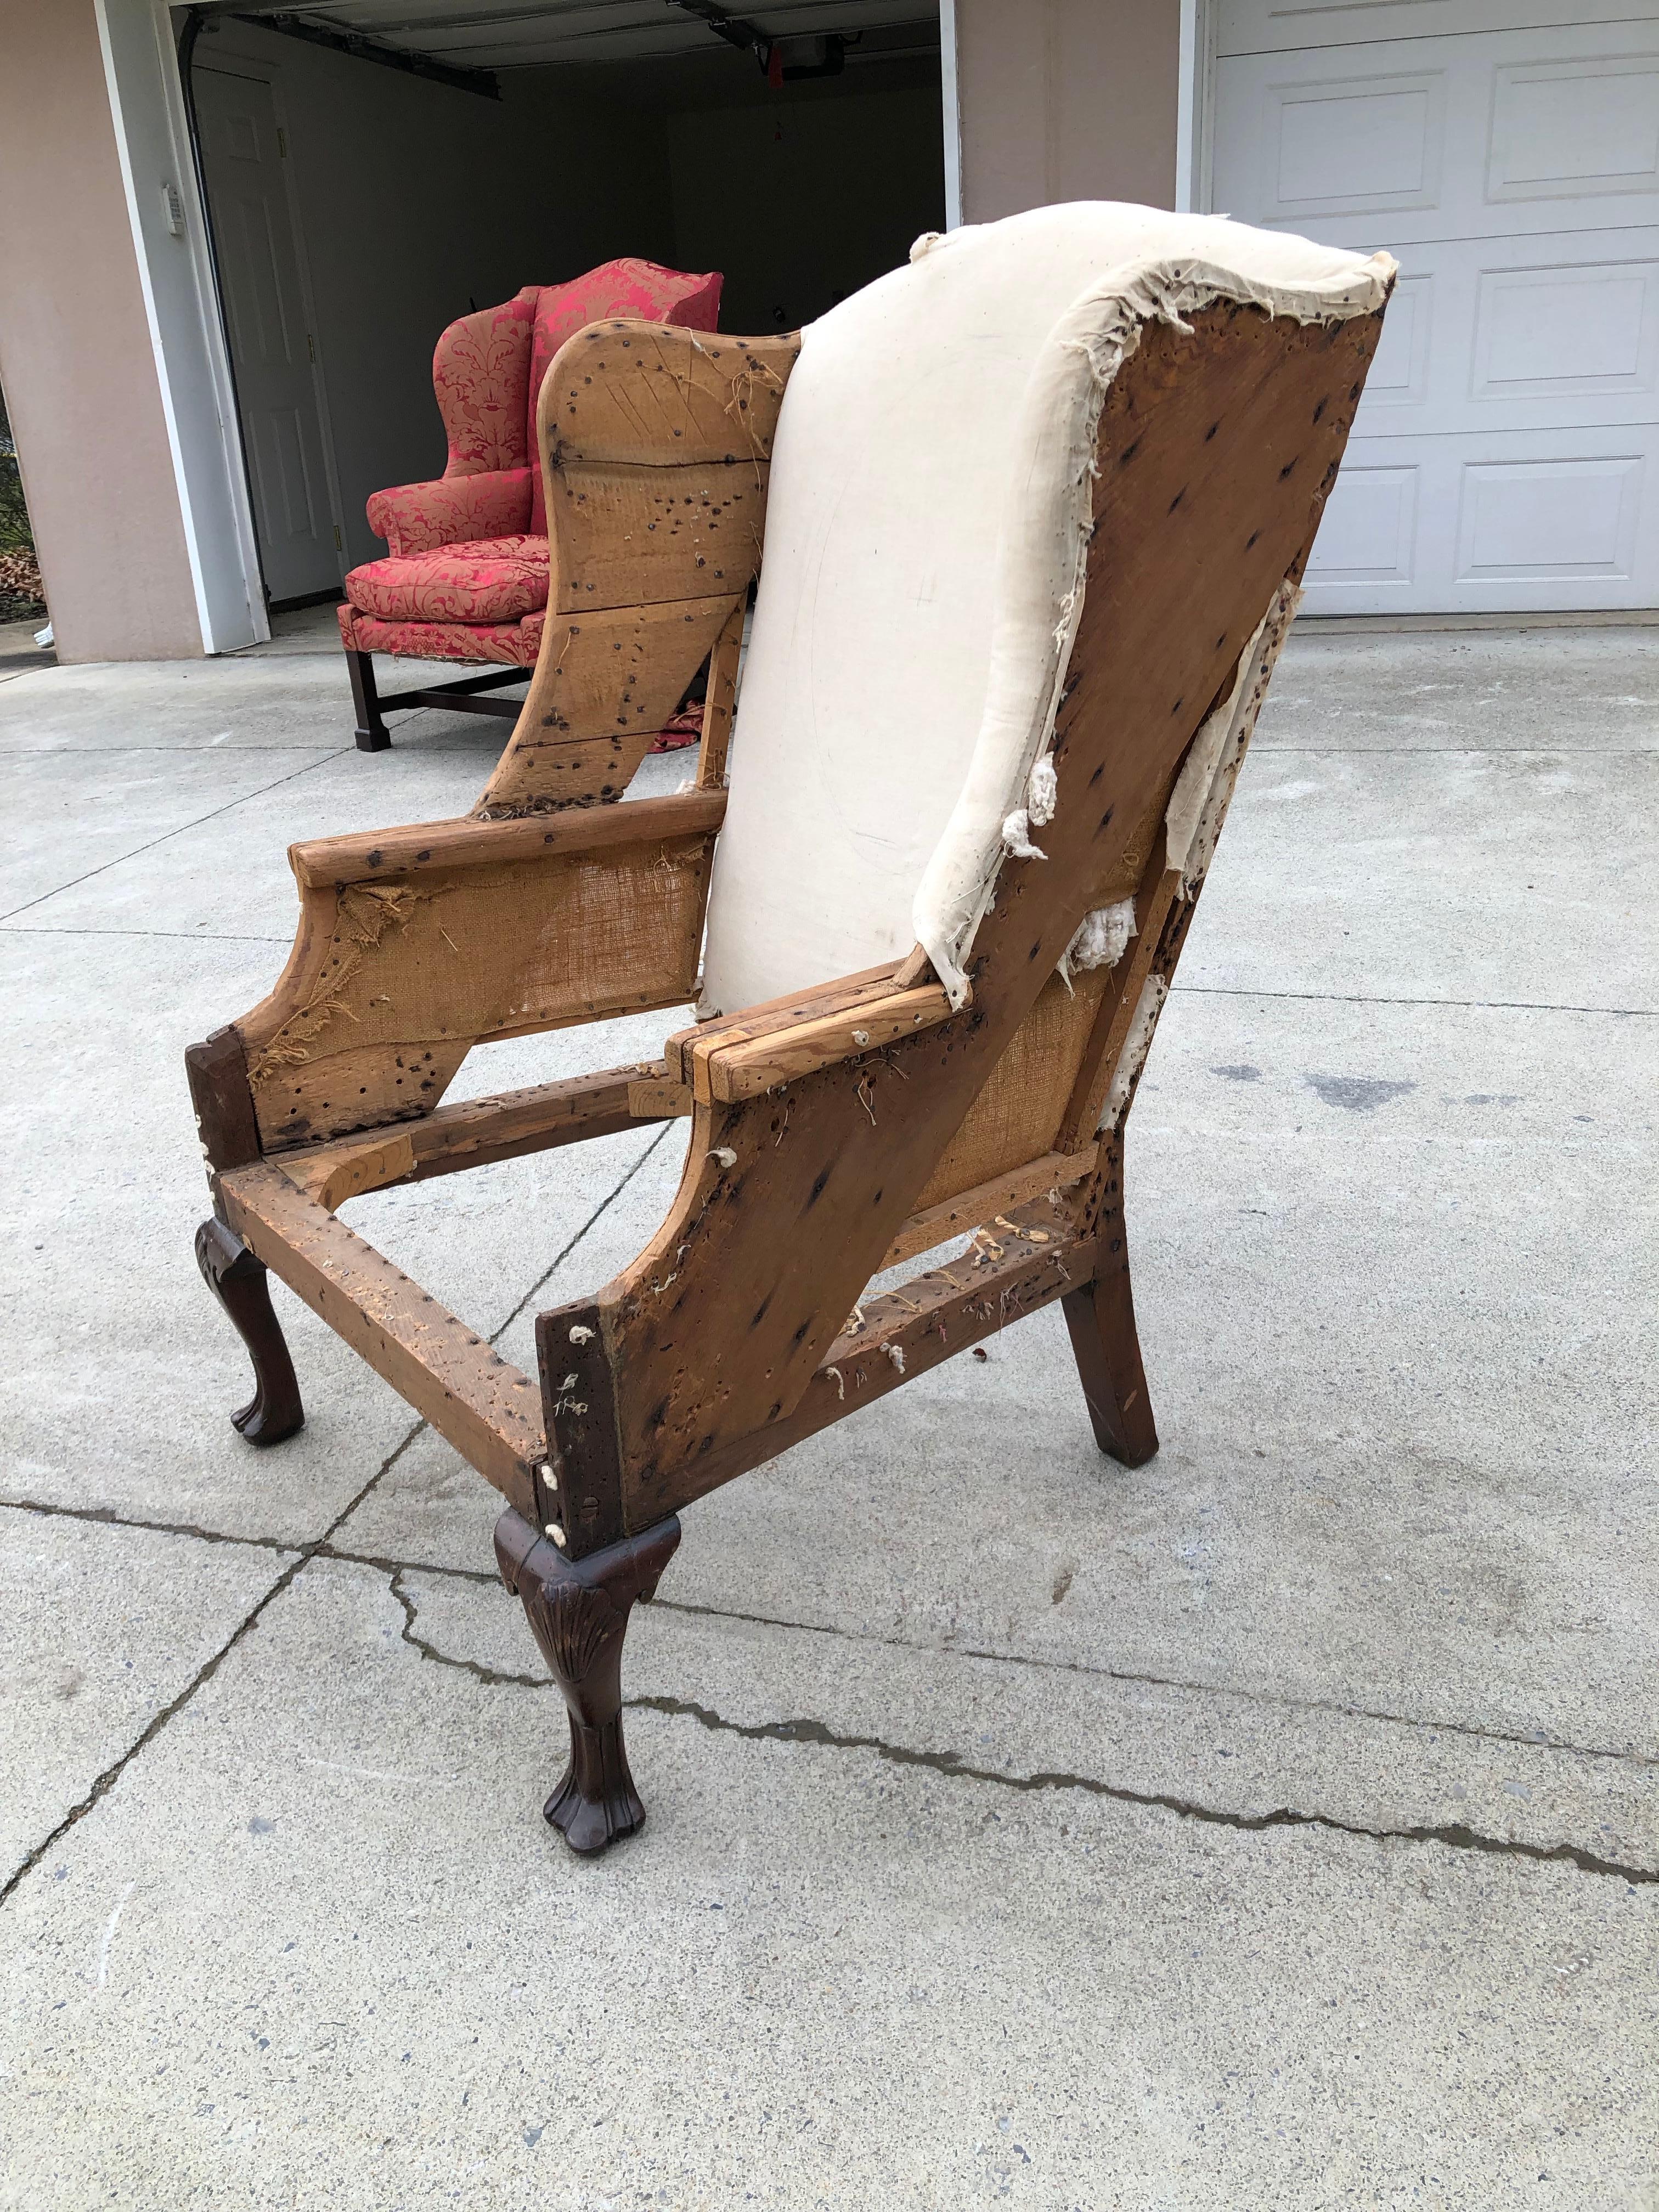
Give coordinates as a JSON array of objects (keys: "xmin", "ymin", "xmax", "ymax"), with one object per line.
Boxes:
[
  {"xmin": 956, "ymin": 0, "xmax": 1182, "ymax": 224},
  {"xmin": 0, "ymin": 0, "xmax": 202, "ymax": 659}
]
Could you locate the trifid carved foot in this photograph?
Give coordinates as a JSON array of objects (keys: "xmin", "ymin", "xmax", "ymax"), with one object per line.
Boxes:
[
  {"xmin": 495, "ymin": 1509, "xmax": 681, "ymax": 1856},
  {"xmin": 194, "ymin": 1217, "xmax": 305, "ymax": 1446}
]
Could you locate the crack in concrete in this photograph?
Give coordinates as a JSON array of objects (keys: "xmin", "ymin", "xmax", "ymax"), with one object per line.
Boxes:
[
  {"xmin": 0, "ymin": 1495, "xmax": 298, "ymax": 1556},
  {"xmin": 385, "ymin": 1573, "xmax": 1657, "ymax": 1888},
  {"xmin": 636, "ymin": 1695, "xmax": 1659, "ymax": 1888},
  {"xmin": 390, "ymin": 1567, "xmax": 542, "ymax": 1686},
  {"xmin": 0, "ymin": 749, "xmax": 349, "ymax": 925},
  {"xmin": 9, "ymin": 1494, "xmax": 1653, "ymax": 1776},
  {"xmin": 326, "ymin": 1542, "xmax": 498, "ymax": 1584},
  {"xmin": 0, "ymin": 1420, "xmax": 425, "ymax": 1909},
  {"xmin": 0, "ymin": 925, "xmax": 295, "ymax": 943},
  {"xmin": 1173, "ymin": 984, "xmax": 1655, "ymax": 1019},
  {"xmin": 647, "ymin": 1594, "xmax": 1659, "ymax": 1772}
]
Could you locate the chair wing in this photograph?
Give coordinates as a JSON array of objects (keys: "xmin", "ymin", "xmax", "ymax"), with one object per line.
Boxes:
[
  {"xmin": 600, "ymin": 206, "xmax": 1396, "ymax": 1503},
  {"xmin": 701, "ymin": 204, "xmax": 1395, "ymax": 1020}
]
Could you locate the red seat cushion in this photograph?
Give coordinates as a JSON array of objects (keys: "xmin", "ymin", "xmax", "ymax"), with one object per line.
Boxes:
[{"xmin": 344, "ymin": 536, "xmax": 549, "ymax": 624}]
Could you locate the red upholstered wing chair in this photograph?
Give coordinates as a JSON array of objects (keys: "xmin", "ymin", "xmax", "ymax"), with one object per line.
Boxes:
[{"xmin": 338, "ymin": 258, "xmax": 721, "ymax": 752}]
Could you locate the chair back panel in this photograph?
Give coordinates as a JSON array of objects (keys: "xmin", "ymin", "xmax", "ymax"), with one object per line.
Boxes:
[{"xmin": 700, "ymin": 203, "xmax": 1394, "ymax": 1022}]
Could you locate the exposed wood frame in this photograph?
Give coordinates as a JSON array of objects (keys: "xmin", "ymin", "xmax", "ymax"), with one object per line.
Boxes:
[
  {"xmin": 185, "ymin": 291, "xmax": 1389, "ymax": 1852},
  {"xmin": 219, "ymin": 1161, "xmax": 543, "ymax": 1516}
]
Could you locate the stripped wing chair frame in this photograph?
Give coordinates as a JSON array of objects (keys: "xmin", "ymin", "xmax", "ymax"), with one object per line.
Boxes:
[{"xmin": 188, "ymin": 291, "xmax": 1386, "ymax": 1854}]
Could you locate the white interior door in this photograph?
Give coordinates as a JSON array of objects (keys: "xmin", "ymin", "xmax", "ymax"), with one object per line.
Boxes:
[
  {"xmin": 1211, "ymin": 4, "xmax": 1659, "ymax": 613},
  {"xmin": 194, "ymin": 65, "xmax": 341, "ymax": 605}
]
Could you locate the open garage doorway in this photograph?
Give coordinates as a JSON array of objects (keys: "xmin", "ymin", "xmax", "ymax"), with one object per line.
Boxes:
[{"xmin": 182, "ymin": 2, "xmax": 948, "ymax": 611}]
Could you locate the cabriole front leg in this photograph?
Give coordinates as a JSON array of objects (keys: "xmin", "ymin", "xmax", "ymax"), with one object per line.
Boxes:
[
  {"xmin": 495, "ymin": 1510, "xmax": 682, "ymax": 1855},
  {"xmin": 194, "ymin": 1217, "xmax": 305, "ymax": 1446}
]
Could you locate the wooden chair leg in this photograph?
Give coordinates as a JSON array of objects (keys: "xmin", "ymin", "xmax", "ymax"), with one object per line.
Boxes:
[
  {"xmin": 1064, "ymin": 1147, "xmax": 1158, "ymax": 1466},
  {"xmin": 346, "ymin": 648, "xmax": 390, "ymax": 752},
  {"xmin": 1063, "ymin": 1275, "xmax": 1159, "ymax": 1468},
  {"xmin": 194, "ymin": 1217, "xmax": 305, "ymax": 1446},
  {"xmin": 496, "ymin": 1509, "xmax": 682, "ymax": 1855}
]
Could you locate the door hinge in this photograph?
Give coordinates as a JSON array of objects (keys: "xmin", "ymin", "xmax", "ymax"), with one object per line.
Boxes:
[
  {"xmin": 333, "ymin": 524, "xmax": 343, "ymax": 551},
  {"xmin": 276, "ymin": 125, "xmax": 287, "ymax": 159},
  {"xmin": 307, "ymin": 332, "xmax": 315, "ymax": 363}
]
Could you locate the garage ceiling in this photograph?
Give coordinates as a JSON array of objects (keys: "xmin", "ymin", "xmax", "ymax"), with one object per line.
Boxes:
[{"xmin": 202, "ymin": 0, "xmax": 939, "ymax": 71}]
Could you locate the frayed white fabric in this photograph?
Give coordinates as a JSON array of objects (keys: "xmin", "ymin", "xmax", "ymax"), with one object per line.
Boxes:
[
  {"xmin": 1000, "ymin": 809, "xmax": 1047, "ymax": 862},
  {"xmin": 1164, "ymin": 612, "xmax": 1268, "ymax": 889},
  {"xmin": 1173, "ymin": 577, "xmax": 1301, "ymax": 895},
  {"xmin": 1102, "ymin": 975, "xmax": 1169, "ymax": 1132},
  {"xmin": 1060, "ymin": 899, "xmax": 1137, "ymax": 985},
  {"xmin": 698, "ymin": 204, "xmax": 1393, "ymax": 1020}
]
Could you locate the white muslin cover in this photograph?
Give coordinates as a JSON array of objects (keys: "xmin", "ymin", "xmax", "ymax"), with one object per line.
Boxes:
[{"xmin": 698, "ymin": 202, "xmax": 1393, "ymax": 1017}]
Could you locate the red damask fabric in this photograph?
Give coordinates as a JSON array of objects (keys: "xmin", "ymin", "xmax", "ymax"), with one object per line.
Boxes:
[
  {"xmin": 431, "ymin": 289, "xmax": 537, "ymax": 474},
  {"xmin": 649, "ymin": 703, "xmax": 704, "ymax": 753},
  {"xmin": 526, "ymin": 261, "xmax": 722, "ymax": 532},
  {"xmin": 345, "ymin": 536, "xmax": 550, "ymax": 624},
  {"xmin": 338, "ymin": 602, "xmax": 543, "ymax": 668},
  {"xmin": 364, "ymin": 468, "xmax": 534, "ymax": 558},
  {"xmin": 353, "ymin": 260, "xmax": 720, "ymax": 675}
]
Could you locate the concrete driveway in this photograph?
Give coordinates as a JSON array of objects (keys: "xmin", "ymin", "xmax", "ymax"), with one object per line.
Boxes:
[{"xmin": 1, "ymin": 613, "xmax": 1655, "ymax": 2210}]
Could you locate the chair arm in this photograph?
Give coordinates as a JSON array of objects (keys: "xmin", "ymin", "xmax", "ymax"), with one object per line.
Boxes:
[
  {"xmin": 290, "ymin": 787, "xmax": 725, "ymax": 888},
  {"xmin": 365, "ymin": 467, "xmax": 534, "ymax": 556},
  {"xmin": 230, "ymin": 791, "xmax": 726, "ymax": 1151},
  {"xmin": 672, "ymin": 976, "xmax": 957, "ymax": 1103}
]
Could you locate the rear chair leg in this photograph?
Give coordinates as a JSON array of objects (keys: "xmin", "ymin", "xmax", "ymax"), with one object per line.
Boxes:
[
  {"xmin": 1064, "ymin": 1146, "xmax": 1158, "ymax": 1468},
  {"xmin": 346, "ymin": 648, "xmax": 390, "ymax": 752},
  {"xmin": 194, "ymin": 1218, "xmax": 304, "ymax": 1446},
  {"xmin": 495, "ymin": 1509, "xmax": 682, "ymax": 1855}
]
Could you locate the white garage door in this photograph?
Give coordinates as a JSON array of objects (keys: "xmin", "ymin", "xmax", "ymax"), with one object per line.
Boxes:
[{"xmin": 1211, "ymin": 2, "xmax": 1659, "ymax": 613}]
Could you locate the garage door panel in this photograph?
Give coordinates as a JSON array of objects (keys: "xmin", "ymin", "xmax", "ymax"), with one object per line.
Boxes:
[
  {"xmin": 1215, "ymin": 10, "xmax": 1659, "ymax": 611},
  {"xmin": 1263, "ymin": 70, "xmax": 1447, "ymax": 220},
  {"xmin": 1344, "ymin": 230, "xmax": 1659, "ymax": 439},
  {"xmin": 1220, "ymin": 1, "xmax": 1657, "ymax": 57},
  {"xmin": 1457, "ymin": 453, "xmax": 1644, "ymax": 581},
  {"xmin": 1360, "ymin": 270, "xmax": 1435, "ymax": 407},
  {"xmin": 1470, "ymin": 255, "xmax": 1659, "ymax": 402},
  {"xmin": 1305, "ymin": 462, "xmax": 1423, "ymax": 588},
  {"xmin": 1303, "ymin": 428, "xmax": 1658, "ymax": 610},
  {"xmin": 1215, "ymin": 22, "xmax": 1659, "ymax": 244},
  {"xmin": 1488, "ymin": 56, "xmax": 1659, "ymax": 204}
]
